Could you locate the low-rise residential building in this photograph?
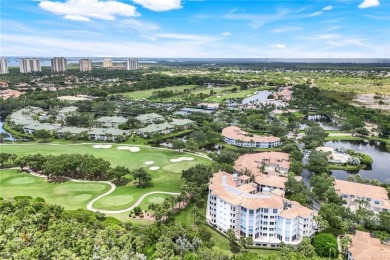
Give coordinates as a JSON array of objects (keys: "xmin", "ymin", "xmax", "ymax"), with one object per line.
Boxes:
[
  {"xmin": 207, "ymin": 172, "xmax": 316, "ymax": 247},
  {"xmin": 96, "ymin": 116, "xmax": 127, "ymax": 128},
  {"xmin": 334, "ymin": 179, "xmax": 390, "ymax": 213},
  {"xmin": 136, "ymin": 118, "xmax": 194, "ymax": 137},
  {"xmin": 347, "ymin": 231, "xmax": 390, "ymax": 260},
  {"xmin": 222, "ymin": 126, "xmax": 281, "ymax": 148},
  {"xmin": 137, "ymin": 122, "xmax": 174, "ymax": 136},
  {"xmin": 88, "ymin": 128, "xmax": 128, "ymax": 141},
  {"xmin": 135, "ymin": 113, "xmax": 165, "ymax": 124}
]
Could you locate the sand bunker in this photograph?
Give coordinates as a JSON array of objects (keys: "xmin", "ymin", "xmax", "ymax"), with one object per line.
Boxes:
[
  {"xmin": 145, "ymin": 161, "xmax": 154, "ymax": 165},
  {"xmin": 170, "ymin": 157, "xmax": 194, "ymax": 163},
  {"xmin": 92, "ymin": 145, "xmax": 112, "ymax": 149},
  {"xmin": 149, "ymin": 166, "xmax": 160, "ymax": 171},
  {"xmin": 117, "ymin": 146, "xmax": 140, "ymax": 152}
]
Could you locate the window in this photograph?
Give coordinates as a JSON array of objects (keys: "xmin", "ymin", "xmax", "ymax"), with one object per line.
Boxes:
[
  {"xmin": 264, "ymin": 209, "xmax": 269, "ymax": 213},
  {"xmin": 273, "ymin": 209, "xmax": 278, "ymax": 213}
]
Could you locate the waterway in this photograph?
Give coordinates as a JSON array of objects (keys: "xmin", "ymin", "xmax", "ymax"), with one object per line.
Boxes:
[{"xmin": 0, "ymin": 120, "xmax": 15, "ymax": 141}]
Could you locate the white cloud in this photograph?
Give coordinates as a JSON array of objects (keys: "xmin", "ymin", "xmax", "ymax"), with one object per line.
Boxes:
[
  {"xmin": 221, "ymin": 32, "xmax": 231, "ymax": 36},
  {"xmin": 359, "ymin": 0, "xmax": 380, "ymax": 8},
  {"xmin": 309, "ymin": 5, "xmax": 334, "ymax": 17},
  {"xmin": 224, "ymin": 9, "xmax": 293, "ymax": 29},
  {"xmin": 322, "ymin": 6, "xmax": 334, "ymax": 11},
  {"xmin": 270, "ymin": 43, "xmax": 286, "ymax": 49},
  {"xmin": 132, "ymin": 0, "xmax": 182, "ymax": 12},
  {"xmin": 39, "ymin": 0, "xmax": 139, "ymax": 22},
  {"xmin": 118, "ymin": 19, "xmax": 160, "ymax": 31},
  {"xmin": 271, "ymin": 26, "xmax": 303, "ymax": 33},
  {"xmin": 156, "ymin": 33, "xmax": 213, "ymax": 41}
]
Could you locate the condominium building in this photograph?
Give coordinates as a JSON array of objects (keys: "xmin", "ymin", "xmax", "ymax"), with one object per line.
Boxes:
[
  {"xmin": 222, "ymin": 126, "xmax": 281, "ymax": 148},
  {"xmin": 347, "ymin": 231, "xmax": 390, "ymax": 260},
  {"xmin": 207, "ymin": 172, "xmax": 316, "ymax": 247},
  {"xmin": 0, "ymin": 58, "xmax": 9, "ymax": 74},
  {"xmin": 234, "ymin": 152, "xmax": 291, "ymax": 176},
  {"xmin": 102, "ymin": 58, "xmax": 113, "ymax": 68},
  {"xmin": 51, "ymin": 57, "xmax": 67, "ymax": 73},
  {"xmin": 126, "ymin": 58, "xmax": 138, "ymax": 70},
  {"xmin": 20, "ymin": 58, "xmax": 41, "ymax": 73},
  {"xmin": 79, "ymin": 59, "xmax": 92, "ymax": 72},
  {"xmin": 334, "ymin": 179, "xmax": 390, "ymax": 213}
]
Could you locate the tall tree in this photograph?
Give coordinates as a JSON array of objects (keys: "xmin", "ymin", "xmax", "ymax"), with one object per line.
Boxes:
[{"xmin": 132, "ymin": 168, "xmax": 152, "ymax": 187}]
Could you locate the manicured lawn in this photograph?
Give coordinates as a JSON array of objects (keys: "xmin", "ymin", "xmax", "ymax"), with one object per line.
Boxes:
[
  {"xmin": 0, "ymin": 169, "xmax": 110, "ymax": 210},
  {"xmin": 0, "ymin": 143, "xmax": 210, "ymax": 212},
  {"xmin": 123, "ymin": 85, "xmax": 198, "ymax": 99}
]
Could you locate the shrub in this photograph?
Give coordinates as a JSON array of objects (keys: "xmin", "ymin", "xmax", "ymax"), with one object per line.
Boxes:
[{"xmin": 312, "ymin": 233, "xmax": 338, "ymax": 257}]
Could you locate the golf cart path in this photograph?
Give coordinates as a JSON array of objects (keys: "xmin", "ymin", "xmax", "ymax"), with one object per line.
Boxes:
[{"xmin": 27, "ymin": 170, "xmax": 179, "ymax": 214}]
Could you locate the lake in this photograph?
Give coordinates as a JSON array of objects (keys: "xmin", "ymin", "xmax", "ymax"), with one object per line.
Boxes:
[
  {"xmin": 242, "ymin": 90, "xmax": 273, "ymax": 104},
  {"xmin": 325, "ymin": 140, "xmax": 390, "ymax": 183}
]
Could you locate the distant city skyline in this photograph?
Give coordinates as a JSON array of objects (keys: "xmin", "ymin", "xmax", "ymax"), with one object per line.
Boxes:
[{"xmin": 0, "ymin": 0, "xmax": 388, "ymax": 59}]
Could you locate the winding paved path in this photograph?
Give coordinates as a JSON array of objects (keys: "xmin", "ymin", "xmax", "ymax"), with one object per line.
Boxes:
[
  {"xmin": 3, "ymin": 142, "xmax": 211, "ymax": 213},
  {"xmin": 26, "ymin": 170, "xmax": 179, "ymax": 214}
]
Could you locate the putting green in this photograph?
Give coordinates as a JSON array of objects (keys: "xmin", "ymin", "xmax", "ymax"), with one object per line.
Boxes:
[
  {"xmin": 93, "ymin": 195, "xmax": 134, "ymax": 210},
  {"xmin": 6, "ymin": 176, "xmax": 36, "ymax": 185}
]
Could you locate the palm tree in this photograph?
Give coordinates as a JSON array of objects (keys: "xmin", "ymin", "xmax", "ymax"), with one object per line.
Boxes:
[
  {"xmin": 168, "ymin": 196, "xmax": 177, "ymax": 211},
  {"xmin": 326, "ymin": 242, "xmax": 338, "ymax": 260}
]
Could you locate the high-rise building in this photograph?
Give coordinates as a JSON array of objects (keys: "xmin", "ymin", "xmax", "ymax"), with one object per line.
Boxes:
[
  {"xmin": 126, "ymin": 58, "xmax": 138, "ymax": 70},
  {"xmin": 0, "ymin": 58, "xmax": 9, "ymax": 75},
  {"xmin": 102, "ymin": 58, "xmax": 112, "ymax": 68},
  {"xmin": 207, "ymin": 171, "xmax": 316, "ymax": 247},
  {"xmin": 20, "ymin": 58, "xmax": 41, "ymax": 73},
  {"xmin": 79, "ymin": 59, "xmax": 92, "ymax": 72},
  {"xmin": 51, "ymin": 57, "xmax": 67, "ymax": 73}
]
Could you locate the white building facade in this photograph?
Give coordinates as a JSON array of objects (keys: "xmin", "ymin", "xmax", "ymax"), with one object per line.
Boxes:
[
  {"xmin": 79, "ymin": 59, "xmax": 92, "ymax": 72},
  {"xmin": 126, "ymin": 58, "xmax": 138, "ymax": 70},
  {"xmin": 51, "ymin": 57, "xmax": 67, "ymax": 73},
  {"xmin": 0, "ymin": 58, "xmax": 9, "ymax": 74},
  {"xmin": 207, "ymin": 172, "xmax": 316, "ymax": 247},
  {"xmin": 20, "ymin": 58, "xmax": 41, "ymax": 73}
]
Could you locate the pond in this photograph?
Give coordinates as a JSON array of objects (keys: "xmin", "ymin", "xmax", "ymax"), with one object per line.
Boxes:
[
  {"xmin": 242, "ymin": 90, "xmax": 273, "ymax": 104},
  {"xmin": 300, "ymin": 114, "xmax": 341, "ymax": 131},
  {"xmin": 325, "ymin": 140, "xmax": 390, "ymax": 183}
]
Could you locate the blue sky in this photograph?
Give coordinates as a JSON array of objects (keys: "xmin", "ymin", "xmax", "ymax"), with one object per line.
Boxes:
[{"xmin": 1, "ymin": 0, "xmax": 389, "ymax": 58}]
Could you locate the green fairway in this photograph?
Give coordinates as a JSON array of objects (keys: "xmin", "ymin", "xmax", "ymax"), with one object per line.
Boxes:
[
  {"xmin": 0, "ymin": 169, "xmax": 110, "ymax": 210},
  {"xmin": 123, "ymin": 85, "xmax": 198, "ymax": 99},
  {"xmin": 0, "ymin": 143, "xmax": 210, "ymax": 214}
]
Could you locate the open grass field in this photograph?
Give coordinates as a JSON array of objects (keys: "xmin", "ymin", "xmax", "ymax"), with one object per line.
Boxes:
[{"xmin": 0, "ymin": 143, "xmax": 211, "ymax": 220}]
